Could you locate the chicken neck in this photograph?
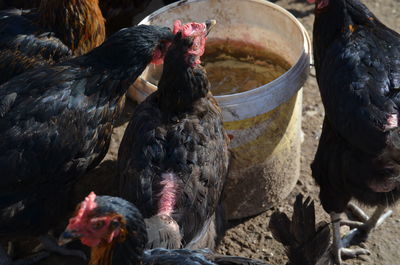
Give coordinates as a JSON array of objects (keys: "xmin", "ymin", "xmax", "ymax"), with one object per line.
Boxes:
[{"xmin": 157, "ymin": 56, "xmax": 209, "ymax": 113}]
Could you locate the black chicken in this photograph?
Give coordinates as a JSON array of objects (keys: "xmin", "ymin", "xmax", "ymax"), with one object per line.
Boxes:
[
  {"xmin": 0, "ymin": 24, "xmax": 173, "ymax": 263},
  {"xmin": 60, "ymin": 192, "xmax": 269, "ymax": 265},
  {"xmin": 117, "ymin": 20, "xmax": 229, "ymax": 250},
  {"xmin": 311, "ymin": 0, "xmax": 400, "ymax": 263},
  {"xmin": 0, "ymin": 0, "xmax": 105, "ymax": 85},
  {"xmin": 61, "ymin": 193, "xmax": 333, "ymax": 265}
]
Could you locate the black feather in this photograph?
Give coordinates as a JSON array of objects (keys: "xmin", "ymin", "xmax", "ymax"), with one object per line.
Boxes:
[
  {"xmin": 70, "ymin": 195, "xmax": 270, "ymax": 265},
  {"xmin": 118, "ymin": 25, "xmax": 229, "ymax": 249},
  {"xmin": 312, "ymin": 0, "xmax": 400, "ymax": 214},
  {"xmin": 269, "ymin": 194, "xmax": 331, "ymax": 265},
  {"xmin": 0, "ymin": 25, "xmax": 174, "ymax": 238}
]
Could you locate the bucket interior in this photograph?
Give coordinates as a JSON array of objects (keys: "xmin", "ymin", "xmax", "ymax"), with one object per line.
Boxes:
[{"xmin": 140, "ymin": 0, "xmax": 307, "ymax": 91}]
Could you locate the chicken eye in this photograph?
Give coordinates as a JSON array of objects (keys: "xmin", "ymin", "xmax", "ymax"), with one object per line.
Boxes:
[{"xmin": 91, "ymin": 220, "xmax": 105, "ymax": 230}]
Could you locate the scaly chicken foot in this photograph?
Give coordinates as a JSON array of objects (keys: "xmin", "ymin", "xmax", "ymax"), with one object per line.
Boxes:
[
  {"xmin": 36, "ymin": 235, "xmax": 87, "ymax": 260},
  {"xmin": 0, "ymin": 245, "xmax": 49, "ymax": 265},
  {"xmin": 344, "ymin": 204, "xmax": 392, "ymax": 238},
  {"xmin": 330, "ymin": 213, "xmax": 370, "ymax": 265}
]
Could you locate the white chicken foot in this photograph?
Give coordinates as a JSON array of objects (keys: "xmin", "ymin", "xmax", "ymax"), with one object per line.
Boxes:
[
  {"xmin": 36, "ymin": 235, "xmax": 87, "ymax": 260},
  {"xmin": 0, "ymin": 244, "xmax": 49, "ymax": 265},
  {"xmin": 330, "ymin": 213, "xmax": 370, "ymax": 265},
  {"xmin": 343, "ymin": 204, "xmax": 393, "ymax": 237}
]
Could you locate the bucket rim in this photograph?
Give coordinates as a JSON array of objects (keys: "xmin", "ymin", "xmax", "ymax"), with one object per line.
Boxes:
[{"xmin": 137, "ymin": 0, "xmax": 311, "ymax": 111}]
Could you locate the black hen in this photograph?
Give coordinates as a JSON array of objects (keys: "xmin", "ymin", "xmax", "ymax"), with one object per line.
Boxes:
[
  {"xmin": 117, "ymin": 20, "xmax": 229, "ymax": 250},
  {"xmin": 311, "ymin": 0, "xmax": 400, "ymax": 263},
  {"xmin": 60, "ymin": 192, "xmax": 269, "ymax": 265},
  {"xmin": 0, "ymin": 0, "xmax": 105, "ymax": 85},
  {"xmin": 0, "ymin": 24, "xmax": 173, "ymax": 253}
]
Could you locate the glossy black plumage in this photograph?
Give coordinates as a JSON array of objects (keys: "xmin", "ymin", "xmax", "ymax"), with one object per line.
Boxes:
[
  {"xmin": 65, "ymin": 195, "xmax": 269, "ymax": 265},
  {"xmin": 118, "ymin": 30, "xmax": 229, "ymax": 249},
  {"xmin": 144, "ymin": 248, "xmax": 267, "ymax": 265},
  {"xmin": 312, "ymin": 0, "xmax": 400, "ymax": 213},
  {"xmin": 0, "ymin": 25, "xmax": 174, "ymax": 238}
]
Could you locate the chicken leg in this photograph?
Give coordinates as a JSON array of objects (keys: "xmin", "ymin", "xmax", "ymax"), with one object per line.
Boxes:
[
  {"xmin": 341, "ymin": 203, "xmax": 392, "ymax": 240},
  {"xmin": 330, "ymin": 213, "xmax": 370, "ymax": 265}
]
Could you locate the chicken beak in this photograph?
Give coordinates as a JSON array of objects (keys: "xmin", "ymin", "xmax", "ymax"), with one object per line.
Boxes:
[
  {"xmin": 205, "ymin": 19, "xmax": 217, "ymax": 36},
  {"xmin": 58, "ymin": 230, "xmax": 81, "ymax": 246}
]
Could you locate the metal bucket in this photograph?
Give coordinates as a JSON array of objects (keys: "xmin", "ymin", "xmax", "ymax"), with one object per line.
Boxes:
[{"xmin": 129, "ymin": 0, "xmax": 311, "ymax": 219}]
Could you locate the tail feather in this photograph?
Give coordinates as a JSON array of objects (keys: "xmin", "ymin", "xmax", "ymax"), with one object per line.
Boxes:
[{"xmin": 269, "ymin": 194, "xmax": 331, "ymax": 265}]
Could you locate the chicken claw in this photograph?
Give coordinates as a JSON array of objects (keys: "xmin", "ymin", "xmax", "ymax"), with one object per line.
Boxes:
[
  {"xmin": 330, "ymin": 204, "xmax": 392, "ymax": 264},
  {"xmin": 344, "ymin": 203, "xmax": 392, "ymax": 239},
  {"xmin": 331, "ymin": 213, "xmax": 371, "ymax": 265}
]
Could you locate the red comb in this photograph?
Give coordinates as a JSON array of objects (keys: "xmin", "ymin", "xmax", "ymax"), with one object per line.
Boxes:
[
  {"xmin": 307, "ymin": 0, "xmax": 315, "ymax": 3},
  {"xmin": 172, "ymin": 20, "xmax": 206, "ymax": 38},
  {"xmin": 67, "ymin": 192, "xmax": 97, "ymax": 230}
]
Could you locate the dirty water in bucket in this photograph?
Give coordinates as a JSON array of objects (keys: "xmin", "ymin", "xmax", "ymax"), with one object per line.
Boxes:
[
  {"xmin": 142, "ymin": 39, "xmax": 292, "ymax": 97},
  {"xmin": 203, "ymin": 39, "xmax": 292, "ymax": 95}
]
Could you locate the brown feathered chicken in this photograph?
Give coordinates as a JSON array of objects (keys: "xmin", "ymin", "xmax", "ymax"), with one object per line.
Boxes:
[
  {"xmin": 0, "ymin": 0, "xmax": 105, "ymax": 84},
  {"xmin": 309, "ymin": 0, "xmax": 400, "ymax": 263},
  {"xmin": 117, "ymin": 20, "xmax": 230, "ymax": 250}
]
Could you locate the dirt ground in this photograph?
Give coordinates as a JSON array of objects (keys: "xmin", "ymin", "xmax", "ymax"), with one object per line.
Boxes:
[{"xmin": 7, "ymin": 0, "xmax": 400, "ymax": 265}]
